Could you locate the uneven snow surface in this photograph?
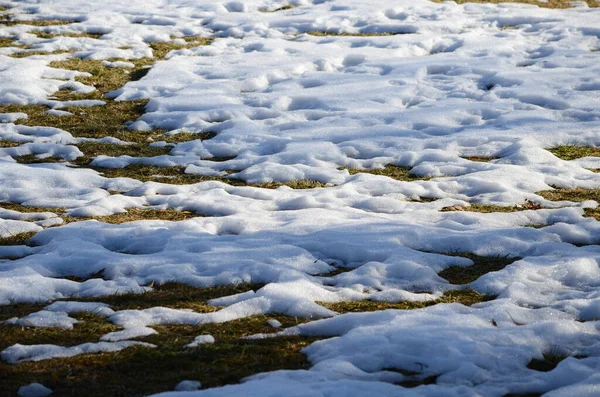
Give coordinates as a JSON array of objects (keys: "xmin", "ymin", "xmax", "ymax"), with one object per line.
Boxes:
[{"xmin": 1, "ymin": 0, "xmax": 600, "ymax": 395}]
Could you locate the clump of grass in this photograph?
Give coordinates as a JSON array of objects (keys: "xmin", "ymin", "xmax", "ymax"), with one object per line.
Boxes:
[
  {"xmin": 438, "ymin": 253, "xmax": 520, "ymax": 284},
  {"xmin": 33, "ymin": 32, "xmax": 103, "ymax": 39},
  {"xmin": 538, "ymin": 188, "xmax": 600, "ymax": 202},
  {"xmin": 463, "ymin": 156, "xmax": 497, "ymax": 162},
  {"xmin": 14, "ymin": 154, "xmax": 68, "ymax": 164},
  {"xmin": 320, "ymin": 289, "xmax": 492, "ymax": 313},
  {"xmin": 344, "ymin": 164, "xmax": 430, "ymax": 182},
  {"xmin": 260, "ymin": 4, "xmax": 295, "ymax": 12},
  {"xmin": 9, "ymin": 49, "xmax": 74, "ymax": 58},
  {"xmin": 441, "ymin": 200, "xmax": 541, "ymax": 213},
  {"xmin": 255, "ymin": 180, "xmax": 328, "ymax": 189},
  {"xmin": 538, "ymin": 188, "xmax": 600, "ymax": 221},
  {"xmin": 66, "ymin": 208, "xmax": 204, "ymax": 225},
  {"xmin": 0, "ymin": 140, "xmax": 22, "ymax": 148},
  {"xmin": 149, "ymin": 37, "xmax": 213, "ymax": 58},
  {"xmin": 0, "ymin": 231, "xmax": 37, "ymax": 246},
  {"xmin": 1, "ymin": 19, "xmax": 79, "ymax": 27},
  {"xmin": 0, "ymin": 202, "xmax": 65, "ymax": 214},
  {"xmin": 527, "ymin": 353, "xmax": 569, "ymax": 372},
  {"xmin": 548, "ymin": 145, "xmax": 600, "ymax": 161},
  {"xmin": 71, "ymin": 141, "xmax": 173, "ymax": 166},
  {"xmin": 430, "ymin": 0, "xmax": 598, "ymax": 9},
  {"xmin": 0, "ymin": 302, "xmax": 48, "ymax": 321},
  {"xmin": 160, "ymin": 131, "xmax": 216, "ymax": 144},
  {"xmin": 306, "ymin": 31, "xmax": 405, "ymax": 37},
  {"xmin": 0, "ymin": 37, "xmax": 26, "ymax": 48}
]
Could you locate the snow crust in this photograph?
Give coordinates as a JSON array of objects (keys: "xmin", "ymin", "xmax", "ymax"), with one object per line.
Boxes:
[{"xmin": 1, "ymin": 0, "xmax": 600, "ymax": 395}]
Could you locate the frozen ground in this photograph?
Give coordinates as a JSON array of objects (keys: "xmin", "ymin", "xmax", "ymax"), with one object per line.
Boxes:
[{"xmin": 1, "ymin": 0, "xmax": 600, "ymax": 395}]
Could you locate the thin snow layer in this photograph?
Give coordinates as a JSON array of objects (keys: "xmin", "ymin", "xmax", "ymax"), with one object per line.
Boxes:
[
  {"xmin": 0, "ymin": 341, "xmax": 155, "ymax": 364},
  {"xmin": 1, "ymin": 0, "xmax": 600, "ymax": 395}
]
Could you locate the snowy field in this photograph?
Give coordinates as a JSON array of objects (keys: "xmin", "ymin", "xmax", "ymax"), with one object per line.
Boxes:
[{"xmin": 1, "ymin": 0, "xmax": 600, "ymax": 395}]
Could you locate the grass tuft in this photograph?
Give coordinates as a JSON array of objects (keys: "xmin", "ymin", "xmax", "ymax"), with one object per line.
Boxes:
[
  {"xmin": 527, "ymin": 353, "xmax": 569, "ymax": 372},
  {"xmin": 429, "ymin": 0, "xmax": 598, "ymax": 9},
  {"xmin": 438, "ymin": 253, "xmax": 520, "ymax": 284},
  {"xmin": 319, "ymin": 289, "xmax": 492, "ymax": 313},
  {"xmin": 344, "ymin": 164, "xmax": 431, "ymax": 181},
  {"xmin": 307, "ymin": 31, "xmax": 406, "ymax": 37},
  {"xmin": 0, "ymin": 232, "xmax": 37, "ymax": 246},
  {"xmin": 441, "ymin": 200, "xmax": 541, "ymax": 213},
  {"xmin": 548, "ymin": 145, "xmax": 600, "ymax": 161}
]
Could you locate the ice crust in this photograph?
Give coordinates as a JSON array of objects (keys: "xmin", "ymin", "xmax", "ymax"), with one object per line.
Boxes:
[{"xmin": 1, "ymin": 0, "xmax": 600, "ymax": 395}]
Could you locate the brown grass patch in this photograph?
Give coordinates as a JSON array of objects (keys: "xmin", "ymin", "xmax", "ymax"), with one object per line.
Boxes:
[
  {"xmin": 463, "ymin": 156, "xmax": 497, "ymax": 163},
  {"xmin": 430, "ymin": 0, "xmax": 599, "ymax": 9},
  {"xmin": 0, "ymin": 232, "xmax": 37, "ymax": 246},
  {"xmin": 344, "ymin": 164, "xmax": 431, "ymax": 181},
  {"xmin": 438, "ymin": 253, "xmax": 520, "ymax": 284},
  {"xmin": 0, "ymin": 140, "xmax": 22, "ymax": 148},
  {"xmin": 548, "ymin": 145, "xmax": 600, "ymax": 161},
  {"xmin": 260, "ymin": 5, "xmax": 295, "ymax": 12},
  {"xmin": 33, "ymin": 32, "xmax": 104, "ymax": 39},
  {"xmin": 149, "ymin": 37, "xmax": 213, "ymax": 58},
  {"xmin": 320, "ymin": 289, "xmax": 492, "ymax": 313},
  {"xmin": 307, "ymin": 31, "xmax": 407, "ymax": 37},
  {"xmin": 68, "ymin": 208, "xmax": 204, "ymax": 225},
  {"xmin": 1, "ymin": 19, "xmax": 79, "ymax": 27},
  {"xmin": 441, "ymin": 200, "xmax": 542, "ymax": 213}
]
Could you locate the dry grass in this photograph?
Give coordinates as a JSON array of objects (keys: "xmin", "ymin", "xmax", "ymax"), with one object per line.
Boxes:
[
  {"xmin": 307, "ymin": 31, "xmax": 406, "ymax": 37},
  {"xmin": 527, "ymin": 353, "xmax": 569, "ymax": 372},
  {"xmin": 0, "ymin": 231, "xmax": 37, "ymax": 246},
  {"xmin": 69, "ymin": 208, "xmax": 204, "ymax": 224},
  {"xmin": 438, "ymin": 253, "xmax": 520, "ymax": 284},
  {"xmin": 320, "ymin": 289, "xmax": 492, "ymax": 313},
  {"xmin": 0, "ymin": 140, "xmax": 22, "ymax": 148},
  {"xmin": 0, "ymin": 203, "xmax": 64, "ymax": 213},
  {"xmin": 149, "ymin": 37, "xmax": 213, "ymax": 58},
  {"xmin": 463, "ymin": 156, "xmax": 497, "ymax": 163},
  {"xmin": 538, "ymin": 188, "xmax": 600, "ymax": 221},
  {"xmin": 70, "ymin": 141, "xmax": 173, "ymax": 166},
  {"xmin": 430, "ymin": 0, "xmax": 599, "ymax": 9},
  {"xmin": 1, "ymin": 19, "xmax": 79, "ymax": 27},
  {"xmin": 93, "ymin": 164, "xmax": 328, "ymax": 189},
  {"xmin": 0, "ymin": 37, "xmax": 26, "ymax": 48},
  {"xmin": 260, "ymin": 5, "xmax": 295, "ymax": 12},
  {"xmin": 33, "ymin": 32, "xmax": 104, "ymax": 39},
  {"xmin": 548, "ymin": 145, "xmax": 600, "ymax": 161},
  {"xmin": 344, "ymin": 164, "xmax": 431, "ymax": 181},
  {"xmin": 9, "ymin": 49, "xmax": 74, "ymax": 58},
  {"xmin": 441, "ymin": 200, "xmax": 542, "ymax": 213},
  {"xmin": 538, "ymin": 188, "xmax": 600, "ymax": 203},
  {"xmin": 0, "ymin": 203, "xmax": 202, "ymax": 224}
]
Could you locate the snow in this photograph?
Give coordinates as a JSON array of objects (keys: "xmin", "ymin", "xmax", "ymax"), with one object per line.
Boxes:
[
  {"xmin": 1, "ymin": 341, "xmax": 155, "ymax": 364},
  {"xmin": 185, "ymin": 335, "xmax": 216, "ymax": 348},
  {"xmin": 174, "ymin": 381, "xmax": 202, "ymax": 392},
  {"xmin": 17, "ymin": 383, "xmax": 52, "ymax": 397},
  {"xmin": 1, "ymin": 0, "xmax": 600, "ymax": 395}
]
